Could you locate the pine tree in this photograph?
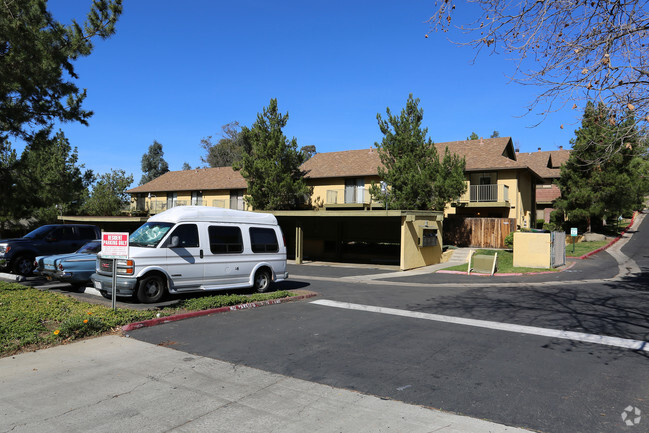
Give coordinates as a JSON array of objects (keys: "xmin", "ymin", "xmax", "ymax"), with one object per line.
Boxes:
[
  {"xmin": 370, "ymin": 94, "xmax": 466, "ymax": 210},
  {"xmin": 1, "ymin": 0, "xmax": 122, "ymax": 139},
  {"xmin": 18, "ymin": 129, "xmax": 93, "ymax": 223},
  {"xmin": 555, "ymin": 102, "xmax": 649, "ymax": 231},
  {"xmin": 140, "ymin": 140, "xmax": 169, "ymax": 185},
  {"xmin": 235, "ymin": 99, "xmax": 311, "ymax": 210}
]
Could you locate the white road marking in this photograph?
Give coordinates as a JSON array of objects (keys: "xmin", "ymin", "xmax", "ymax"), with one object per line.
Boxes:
[{"xmin": 310, "ymin": 299, "xmax": 649, "ymax": 353}]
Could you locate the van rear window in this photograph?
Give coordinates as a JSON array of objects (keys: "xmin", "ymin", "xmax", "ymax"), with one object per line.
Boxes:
[
  {"xmin": 249, "ymin": 228, "xmax": 279, "ymax": 253},
  {"xmin": 208, "ymin": 226, "xmax": 243, "ymax": 254}
]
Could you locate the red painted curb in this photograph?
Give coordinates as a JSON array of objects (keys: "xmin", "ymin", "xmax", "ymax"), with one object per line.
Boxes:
[
  {"xmin": 568, "ymin": 211, "xmax": 638, "ymax": 260},
  {"xmin": 122, "ymin": 293, "xmax": 317, "ymax": 332}
]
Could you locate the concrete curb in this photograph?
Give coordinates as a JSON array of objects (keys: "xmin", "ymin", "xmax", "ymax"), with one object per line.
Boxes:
[
  {"xmin": 436, "ymin": 260, "xmax": 577, "ymax": 277},
  {"xmin": 567, "ymin": 211, "xmax": 638, "ymax": 260},
  {"xmin": 122, "ymin": 292, "xmax": 318, "ymax": 332}
]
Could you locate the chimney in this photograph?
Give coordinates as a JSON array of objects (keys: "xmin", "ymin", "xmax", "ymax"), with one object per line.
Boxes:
[
  {"xmin": 537, "ymin": 147, "xmax": 542, "ymax": 152},
  {"xmin": 515, "ymin": 148, "xmax": 520, "ymax": 153},
  {"xmin": 559, "ymin": 146, "xmax": 563, "ymax": 150}
]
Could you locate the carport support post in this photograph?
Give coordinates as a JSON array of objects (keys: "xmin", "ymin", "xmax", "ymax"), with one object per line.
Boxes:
[{"xmin": 295, "ymin": 225, "xmax": 303, "ymax": 265}]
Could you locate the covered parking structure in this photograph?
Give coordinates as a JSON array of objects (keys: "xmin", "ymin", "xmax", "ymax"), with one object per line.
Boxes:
[{"xmin": 271, "ymin": 210, "xmax": 444, "ymax": 270}]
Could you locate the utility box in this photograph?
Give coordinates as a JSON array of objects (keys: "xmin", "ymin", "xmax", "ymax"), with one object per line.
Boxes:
[{"xmin": 513, "ymin": 231, "xmax": 565, "ymax": 268}]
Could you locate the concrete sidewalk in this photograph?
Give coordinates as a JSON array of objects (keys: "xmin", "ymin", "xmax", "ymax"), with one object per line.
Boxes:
[{"xmin": 0, "ymin": 335, "xmax": 531, "ymax": 433}]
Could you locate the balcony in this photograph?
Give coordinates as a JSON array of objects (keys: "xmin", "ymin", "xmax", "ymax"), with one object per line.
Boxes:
[
  {"xmin": 458, "ymin": 184, "xmax": 510, "ymax": 206},
  {"xmin": 324, "ymin": 188, "xmax": 380, "ymax": 209}
]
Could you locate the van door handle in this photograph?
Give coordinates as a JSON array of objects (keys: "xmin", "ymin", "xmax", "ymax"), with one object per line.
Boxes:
[{"xmin": 200, "ymin": 249, "xmax": 204, "ymax": 259}]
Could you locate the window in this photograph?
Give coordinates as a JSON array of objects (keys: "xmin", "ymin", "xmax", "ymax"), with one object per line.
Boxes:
[
  {"xmin": 77, "ymin": 226, "xmax": 97, "ymax": 240},
  {"xmin": 50, "ymin": 226, "xmax": 75, "ymax": 241},
  {"xmin": 165, "ymin": 224, "xmax": 199, "ymax": 248},
  {"xmin": 230, "ymin": 190, "xmax": 245, "ymax": 210},
  {"xmin": 249, "ymin": 227, "xmax": 278, "ymax": 253},
  {"xmin": 167, "ymin": 192, "xmax": 178, "ymax": 209},
  {"xmin": 191, "ymin": 191, "xmax": 203, "ymax": 206},
  {"xmin": 208, "ymin": 226, "xmax": 243, "ymax": 254}
]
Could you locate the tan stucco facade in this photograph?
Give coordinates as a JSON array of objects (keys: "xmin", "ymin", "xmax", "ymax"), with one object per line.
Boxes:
[
  {"xmin": 445, "ymin": 169, "xmax": 536, "ymax": 229},
  {"xmin": 308, "ymin": 176, "xmax": 381, "ymax": 207}
]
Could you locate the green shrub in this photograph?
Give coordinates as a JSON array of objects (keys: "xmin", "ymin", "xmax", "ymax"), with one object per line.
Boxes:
[{"xmin": 504, "ymin": 232, "xmax": 514, "ymax": 249}]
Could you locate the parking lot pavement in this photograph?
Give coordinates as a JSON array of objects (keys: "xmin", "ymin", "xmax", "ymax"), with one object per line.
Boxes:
[{"xmin": 0, "ymin": 335, "xmax": 532, "ymax": 433}]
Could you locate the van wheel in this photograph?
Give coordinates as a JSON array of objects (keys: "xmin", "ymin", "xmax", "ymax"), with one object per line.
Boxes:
[
  {"xmin": 254, "ymin": 269, "xmax": 272, "ymax": 293},
  {"xmin": 137, "ymin": 275, "xmax": 166, "ymax": 303},
  {"xmin": 12, "ymin": 255, "xmax": 34, "ymax": 276}
]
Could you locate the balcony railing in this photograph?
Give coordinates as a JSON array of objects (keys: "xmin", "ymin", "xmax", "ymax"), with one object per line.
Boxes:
[
  {"xmin": 459, "ymin": 184, "xmax": 509, "ymax": 203},
  {"xmin": 325, "ymin": 188, "xmax": 372, "ymax": 205}
]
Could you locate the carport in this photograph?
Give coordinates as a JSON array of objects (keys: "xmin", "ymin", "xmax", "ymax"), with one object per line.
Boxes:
[{"xmin": 271, "ymin": 210, "xmax": 444, "ymax": 270}]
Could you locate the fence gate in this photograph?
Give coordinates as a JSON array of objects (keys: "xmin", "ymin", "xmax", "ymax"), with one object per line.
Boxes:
[
  {"xmin": 550, "ymin": 231, "xmax": 566, "ymax": 268},
  {"xmin": 443, "ymin": 217, "xmax": 516, "ymax": 249}
]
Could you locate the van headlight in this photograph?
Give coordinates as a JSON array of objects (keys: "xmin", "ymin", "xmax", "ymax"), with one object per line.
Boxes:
[
  {"xmin": 0, "ymin": 244, "xmax": 9, "ymax": 254},
  {"xmin": 116, "ymin": 259, "xmax": 135, "ymax": 275}
]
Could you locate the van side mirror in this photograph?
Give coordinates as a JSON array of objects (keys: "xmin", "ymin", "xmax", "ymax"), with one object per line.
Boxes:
[{"xmin": 168, "ymin": 236, "xmax": 180, "ymax": 248}]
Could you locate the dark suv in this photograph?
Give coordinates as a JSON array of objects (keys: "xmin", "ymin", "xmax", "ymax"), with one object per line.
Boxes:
[{"xmin": 0, "ymin": 224, "xmax": 101, "ymax": 276}]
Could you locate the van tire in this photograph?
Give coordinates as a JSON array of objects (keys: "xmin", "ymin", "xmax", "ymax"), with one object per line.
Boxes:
[
  {"xmin": 253, "ymin": 268, "xmax": 272, "ymax": 293},
  {"xmin": 137, "ymin": 275, "xmax": 166, "ymax": 303}
]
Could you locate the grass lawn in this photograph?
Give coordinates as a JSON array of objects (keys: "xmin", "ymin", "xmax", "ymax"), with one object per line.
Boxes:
[
  {"xmin": 0, "ymin": 282, "xmax": 297, "ymax": 357},
  {"xmin": 440, "ymin": 237, "xmax": 614, "ymax": 274},
  {"xmin": 565, "ymin": 240, "xmax": 609, "ymax": 257},
  {"xmin": 439, "ymin": 249, "xmax": 558, "ymax": 274}
]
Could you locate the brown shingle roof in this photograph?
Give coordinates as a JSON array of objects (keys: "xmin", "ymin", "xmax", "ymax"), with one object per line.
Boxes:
[
  {"xmin": 302, "ymin": 137, "xmax": 531, "ymax": 179},
  {"xmin": 127, "ymin": 166, "xmax": 247, "ymax": 194},
  {"xmin": 434, "ymin": 137, "xmax": 524, "ymax": 172},
  {"xmin": 537, "ymin": 185, "xmax": 562, "ymax": 203},
  {"xmin": 517, "ymin": 149, "xmax": 571, "ymax": 179},
  {"xmin": 301, "ymin": 148, "xmax": 383, "ymax": 179}
]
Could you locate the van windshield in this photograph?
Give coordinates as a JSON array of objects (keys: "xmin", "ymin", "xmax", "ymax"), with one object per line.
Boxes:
[{"xmin": 129, "ymin": 222, "xmax": 174, "ymax": 248}]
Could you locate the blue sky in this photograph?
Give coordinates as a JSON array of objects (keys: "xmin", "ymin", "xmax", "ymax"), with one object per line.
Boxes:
[{"xmin": 42, "ymin": 0, "xmax": 577, "ymax": 185}]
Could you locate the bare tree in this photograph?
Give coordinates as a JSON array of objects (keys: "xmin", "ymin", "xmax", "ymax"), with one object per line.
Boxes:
[{"xmin": 428, "ymin": 1, "xmax": 649, "ymax": 159}]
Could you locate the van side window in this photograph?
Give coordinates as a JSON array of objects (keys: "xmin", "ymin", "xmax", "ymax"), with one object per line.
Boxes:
[
  {"xmin": 208, "ymin": 226, "xmax": 243, "ymax": 254},
  {"xmin": 249, "ymin": 228, "xmax": 279, "ymax": 253},
  {"xmin": 166, "ymin": 224, "xmax": 199, "ymax": 248}
]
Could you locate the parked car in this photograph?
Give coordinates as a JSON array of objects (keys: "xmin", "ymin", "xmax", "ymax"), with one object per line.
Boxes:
[
  {"xmin": 0, "ymin": 224, "xmax": 101, "ymax": 276},
  {"xmin": 34, "ymin": 240, "xmax": 101, "ymax": 290},
  {"xmin": 91, "ymin": 206, "xmax": 288, "ymax": 303}
]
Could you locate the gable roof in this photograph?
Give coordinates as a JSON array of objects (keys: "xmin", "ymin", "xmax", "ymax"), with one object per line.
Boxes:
[
  {"xmin": 434, "ymin": 137, "xmax": 523, "ymax": 172},
  {"xmin": 302, "ymin": 137, "xmax": 528, "ymax": 179},
  {"xmin": 129, "ymin": 137, "xmax": 551, "ymax": 194},
  {"xmin": 127, "ymin": 166, "xmax": 246, "ymax": 194},
  {"xmin": 517, "ymin": 149, "xmax": 571, "ymax": 179},
  {"xmin": 301, "ymin": 148, "xmax": 383, "ymax": 179}
]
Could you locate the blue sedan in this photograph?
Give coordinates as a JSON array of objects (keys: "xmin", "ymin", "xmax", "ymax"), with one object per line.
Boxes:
[{"xmin": 35, "ymin": 240, "xmax": 101, "ymax": 291}]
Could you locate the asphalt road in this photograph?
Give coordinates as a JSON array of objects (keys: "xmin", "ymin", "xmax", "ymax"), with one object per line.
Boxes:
[{"xmin": 128, "ymin": 214, "xmax": 649, "ymax": 433}]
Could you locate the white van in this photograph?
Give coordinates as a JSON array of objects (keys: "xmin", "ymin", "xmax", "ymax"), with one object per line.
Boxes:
[{"xmin": 91, "ymin": 206, "xmax": 288, "ymax": 303}]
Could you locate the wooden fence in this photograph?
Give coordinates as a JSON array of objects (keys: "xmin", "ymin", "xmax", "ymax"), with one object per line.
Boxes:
[{"xmin": 444, "ymin": 217, "xmax": 516, "ymax": 249}]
